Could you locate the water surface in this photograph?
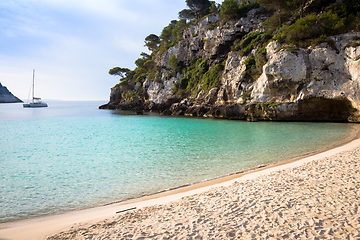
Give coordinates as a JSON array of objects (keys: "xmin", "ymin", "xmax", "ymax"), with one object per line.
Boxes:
[{"xmin": 0, "ymin": 101, "xmax": 354, "ymax": 223}]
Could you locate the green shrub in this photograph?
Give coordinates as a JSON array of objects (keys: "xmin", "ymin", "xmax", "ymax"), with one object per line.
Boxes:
[
  {"xmin": 274, "ymin": 10, "xmax": 347, "ymax": 47},
  {"xmin": 171, "ymin": 58, "xmax": 224, "ymax": 96},
  {"xmin": 310, "ymin": 34, "xmax": 328, "ymax": 47},
  {"xmin": 262, "ymin": 11, "xmax": 291, "ymax": 32},
  {"xmin": 207, "ymin": 22, "xmax": 220, "ymax": 30},
  {"xmin": 119, "ymin": 80, "xmax": 128, "ymax": 87},
  {"xmin": 238, "ymin": 3, "xmax": 260, "ymax": 17},
  {"xmin": 122, "ymin": 91, "xmax": 140, "ymax": 101},
  {"xmin": 177, "ymin": 89, "xmax": 187, "ymax": 97},
  {"xmin": 348, "ymin": 13, "xmax": 360, "ymax": 32},
  {"xmin": 220, "ymin": 0, "xmax": 260, "ymax": 21},
  {"xmin": 202, "ymin": 61, "xmax": 225, "ymax": 90},
  {"xmin": 231, "ymin": 39, "xmax": 241, "ymax": 51},
  {"xmin": 254, "ymin": 47, "xmax": 267, "ymax": 71},
  {"xmin": 183, "ymin": 58, "xmax": 208, "ymax": 91},
  {"xmin": 241, "ymin": 32, "xmax": 264, "ymax": 55},
  {"xmin": 147, "ymin": 67, "xmax": 160, "ymax": 81},
  {"xmin": 267, "ymin": 101, "xmax": 276, "ymax": 108},
  {"xmin": 135, "ymin": 74, "xmax": 147, "ymax": 84},
  {"xmin": 172, "ymin": 19, "xmax": 188, "ymax": 43},
  {"xmin": 244, "ymin": 55, "xmax": 256, "ymax": 71},
  {"xmin": 232, "ymin": 31, "xmax": 272, "ymax": 56},
  {"xmin": 256, "ymin": 101, "xmax": 276, "ymax": 109},
  {"xmin": 234, "ymin": 31, "xmax": 262, "ymax": 52},
  {"xmin": 179, "ymin": 77, "xmax": 189, "ymax": 89},
  {"xmin": 169, "ymin": 54, "xmax": 180, "ymax": 72},
  {"xmin": 242, "ymin": 47, "xmax": 268, "ymax": 82},
  {"xmin": 143, "ymin": 60, "xmax": 156, "ymax": 70},
  {"xmin": 258, "ymin": 0, "xmax": 360, "ymax": 47}
]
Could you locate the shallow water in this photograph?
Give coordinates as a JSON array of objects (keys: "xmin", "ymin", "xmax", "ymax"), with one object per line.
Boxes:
[{"xmin": 0, "ymin": 101, "xmax": 354, "ymax": 223}]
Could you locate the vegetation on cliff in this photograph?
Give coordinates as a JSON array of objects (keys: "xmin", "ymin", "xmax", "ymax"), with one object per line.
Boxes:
[
  {"xmin": 171, "ymin": 57, "xmax": 225, "ymax": 97},
  {"xmin": 271, "ymin": 1, "xmax": 360, "ymax": 47}
]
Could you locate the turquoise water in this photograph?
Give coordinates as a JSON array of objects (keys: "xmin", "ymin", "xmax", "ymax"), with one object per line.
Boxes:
[{"xmin": 0, "ymin": 101, "xmax": 354, "ymax": 223}]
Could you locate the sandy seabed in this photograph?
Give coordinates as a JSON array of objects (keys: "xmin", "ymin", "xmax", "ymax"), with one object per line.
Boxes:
[{"xmin": 45, "ymin": 146, "xmax": 360, "ymax": 239}]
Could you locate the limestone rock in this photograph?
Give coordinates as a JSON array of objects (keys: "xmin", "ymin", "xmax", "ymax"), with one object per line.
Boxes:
[
  {"xmin": 249, "ymin": 32, "xmax": 360, "ymax": 121},
  {"xmin": 216, "ymin": 52, "xmax": 249, "ymax": 105},
  {"xmin": 147, "ymin": 72, "xmax": 181, "ymax": 105},
  {"xmin": 251, "ymin": 44, "xmax": 308, "ymax": 102}
]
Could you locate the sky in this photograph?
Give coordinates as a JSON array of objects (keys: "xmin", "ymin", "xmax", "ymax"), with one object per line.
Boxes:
[{"xmin": 0, "ymin": 0, "xmax": 223, "ymax": 101}]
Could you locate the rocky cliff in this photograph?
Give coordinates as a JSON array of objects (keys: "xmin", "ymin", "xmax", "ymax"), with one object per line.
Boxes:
[
  {"xmin": 100, "ymin": 6, "xmax": 360, "ymax": 122},
  {"xmin": 0, "ymin": 83, "xmax": 22, "ymax": 103}
]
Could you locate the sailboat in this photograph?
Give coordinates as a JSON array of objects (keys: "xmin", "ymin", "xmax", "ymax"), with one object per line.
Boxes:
[{"xmin": 23, "ymin": 70, "xmax": 48, "ymax": 108}]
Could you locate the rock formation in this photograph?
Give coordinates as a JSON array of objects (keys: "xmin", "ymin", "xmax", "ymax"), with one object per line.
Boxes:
[
  {"xmin": 100, "ymin": 6, "xmax": 360, "ymax": 122},
  {"xmin": 0, "ymin": 82, "xmax": 22, "ymax": 103}
]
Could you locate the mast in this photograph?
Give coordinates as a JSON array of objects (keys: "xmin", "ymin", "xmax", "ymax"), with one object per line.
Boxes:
[{"xmin": 32, "ymin": 69, "xmax": 35, "ymax": 103}]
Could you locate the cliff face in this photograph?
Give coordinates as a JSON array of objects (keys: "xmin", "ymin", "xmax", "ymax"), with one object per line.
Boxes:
[
  {"xmin": 249, "ymin": 33, "xmax": 360, "ymax": 122},
  {"xmin": 0, "ymin": 83, "xmax": 22, "ymax": 103},
  {"xmin": 101, "ymin": 8, "xmax": 360, "ymax": 122}
]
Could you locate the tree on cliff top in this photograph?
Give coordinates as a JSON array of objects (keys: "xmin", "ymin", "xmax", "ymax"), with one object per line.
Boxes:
[
  {"xmin": 179, "ymin": 0, "xmax": 219, "ymax": 22},
  {"xmin": 220, "ymin": 0, "xmax": 241, "ymax": 20},
  {"xmin": 186, "ymin": 0, "xmax": 211, "ymax": 19},
  {"xmin": 109, "ymin": 67, "xmax": 130, "ymax": 79},
  {"xmin": 220, "ymin": 0, "xmax": 260, "ymax": 21},
  {"xmin": 159, "ymin": 20, "xmax": 188, "ymax": 47},
  {"xmin": 144, "ymin": 34, "xmax": 160, "ymax": 52},
  {"xmin": 179, "ymin": 9, "xmax": 196, "ymax": 21}
]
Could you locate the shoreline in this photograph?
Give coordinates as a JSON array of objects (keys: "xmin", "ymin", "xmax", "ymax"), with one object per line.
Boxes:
[{"xmin": 1, "ymin": 124, "xmax": 359, "ymax": 240}]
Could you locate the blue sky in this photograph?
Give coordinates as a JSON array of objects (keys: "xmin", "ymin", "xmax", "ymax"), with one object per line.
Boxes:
[{"xmin": 0, "ymin": 0, "xmax": 223, "ymax": 101}]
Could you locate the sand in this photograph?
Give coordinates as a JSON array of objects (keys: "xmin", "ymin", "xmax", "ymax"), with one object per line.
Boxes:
[{"xmin": 1, "ymin": 127, "xmax": 360, "ymax": 239}]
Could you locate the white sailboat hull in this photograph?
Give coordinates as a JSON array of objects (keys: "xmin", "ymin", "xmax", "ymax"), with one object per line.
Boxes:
[{"xmin": 23, "ymin": 102, "xmax": 48, "ymax": 108}]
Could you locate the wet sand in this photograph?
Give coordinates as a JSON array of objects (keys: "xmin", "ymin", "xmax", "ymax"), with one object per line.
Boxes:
[{"xmin": 1, "ymin": 126, "xmax": 360, "ymax": 239}]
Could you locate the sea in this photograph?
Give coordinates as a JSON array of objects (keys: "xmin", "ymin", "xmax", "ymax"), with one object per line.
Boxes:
[{"xmin": 0, "ymin": 101, "xmax": 354, "ymax": 223}]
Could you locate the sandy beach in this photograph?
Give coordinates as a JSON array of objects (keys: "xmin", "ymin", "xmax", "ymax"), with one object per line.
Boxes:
[{"xmin": 1, "ymin": 126, "xmax": 360, "ymax": 239}]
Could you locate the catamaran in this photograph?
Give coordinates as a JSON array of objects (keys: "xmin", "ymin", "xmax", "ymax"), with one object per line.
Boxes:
[{"xmin": 23, "ymin": 70, "xmax": 48, "ymax": 108}]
